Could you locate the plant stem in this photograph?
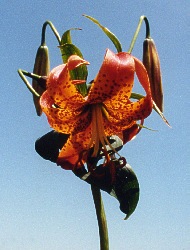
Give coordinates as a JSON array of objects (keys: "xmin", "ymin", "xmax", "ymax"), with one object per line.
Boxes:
[
  {"xmin": 41, "ymin": 21, "xmax": 61, "ymax": 46},
  {"xmin": 91, "ymin": 185, "xmax": 109, "ymax": 250},
  {"xmin": 17, "ymin": 69, "xmax": 40, "ymax": 97},
  {"xmin": 128, "ymin": 15, "xmax": 150, "ymax": 53}
]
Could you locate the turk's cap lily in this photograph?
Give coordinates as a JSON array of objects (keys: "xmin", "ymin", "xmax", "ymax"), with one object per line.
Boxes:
[{"xmin": 40, "ymin": 49, "xmax": 153, "ymax": 170}]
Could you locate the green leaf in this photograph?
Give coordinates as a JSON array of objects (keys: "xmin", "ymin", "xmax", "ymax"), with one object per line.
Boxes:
[
  {"xmin": 122, "ymin": 164, "xmax": 140, "ymax": 220},
  {"xmin": 60, "ymin": 29, "xmax": 83, "ymax": 63},
  {"xmin": 61, "ymin": 29, "xmax": 72, "ymax": 45},
  {"xmin": 61, "ymin": 28, "xmax": 82, "ymax": 46},
  {"xmin": 108, "ymin": 162, "xmax": 139, "ymax": 219},
  {"xmin": 59, "ymin": 30, "xmax": 88, "ymax": 97},
  {"xmin": 83, "ymin": 14, "xmax": 122, "ymax": 53}
]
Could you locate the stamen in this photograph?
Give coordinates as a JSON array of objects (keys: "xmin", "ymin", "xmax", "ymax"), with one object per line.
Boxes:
[
  {"xmin": 88, "ymin": 106, "xmax": 98, "ymax": 152},
  {"xmin": 89, "ymin": 104, "xmax": 121, "ymax": 158}
]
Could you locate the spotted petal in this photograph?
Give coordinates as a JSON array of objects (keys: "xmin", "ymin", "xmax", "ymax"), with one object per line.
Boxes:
[
  {"xmin": 46, "ymin": 55, "xmax": 89, "ymax": 109},
  {"xmin": 40, "ymin": 91, "xmax": 91, "ymax": 134},
  {"xmin": 103, "ymin": 54, "xmax": 153, "ymax": 130},
  {"xmin": 40, "ymin": 55, "xmax": 91, "ymax": 133},
  {"xmin": 57, "ymin": 126, "xmax": 92, "ymax": 169},
  {"xmin": 40, "ymin": 50, "xmax": 153, "ymax": 170},
  {"xmin": 87, "ymin": 49, "xmax": 135, "ymax": 104}
]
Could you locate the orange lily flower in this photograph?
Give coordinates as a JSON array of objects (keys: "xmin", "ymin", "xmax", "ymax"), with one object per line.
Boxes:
[{"xmin": 40, "ymin": 49, "xmax": 153, "ymax": 170}]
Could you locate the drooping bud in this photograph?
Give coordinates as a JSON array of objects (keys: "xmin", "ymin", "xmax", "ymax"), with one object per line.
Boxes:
[
  {"xmin": 32, "ymin": 44, "xmax": 50, "ymax": 116},
  {"xmin": 143, "ymin": 38, "xmax": 163, "ymax": 112}
]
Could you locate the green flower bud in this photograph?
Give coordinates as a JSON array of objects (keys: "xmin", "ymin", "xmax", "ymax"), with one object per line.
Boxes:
[
  {"xmin": 143, "ymin": 38, "xmax": 163, "ymax": 112},
  {"xmin": 32, "ymin": 44, "xmax": 50, "ymax": 116}
]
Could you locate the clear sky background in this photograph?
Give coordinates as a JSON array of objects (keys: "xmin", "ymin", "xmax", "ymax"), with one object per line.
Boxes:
[{"xmin": 1, "ymin": 1, "xmax": 189, "ymax": 249}]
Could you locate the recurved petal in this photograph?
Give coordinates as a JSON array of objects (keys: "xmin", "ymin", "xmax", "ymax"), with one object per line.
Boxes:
[
  {"xmin": 133, "ymin": 56, "xmax": 152, "ymax": 96},
  {"xmin": 46, "ymin": 58, "xmax": 88, "ymax": 109},
  {"xmin": 103, "ymin": 57, "xmax": 152, "ymax": 132},
  {"xmin": 87, "ymin": 49, "xmax": 135, "ymax": 104},
  {"xmin": 67, "ymin": 54, "xmax": 90, "ymax": 70},
  {"xmin": 107, "ymin": 57, "xmax": 153, "ymax": 122}
]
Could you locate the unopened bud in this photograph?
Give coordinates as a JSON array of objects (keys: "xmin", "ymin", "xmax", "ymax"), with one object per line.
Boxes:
[
  {"xmin": 143, "ymin": 38, "xmax": 163, "ymax": 112},
  {"xmin": 32, "ymin": 44, "xmax": 50, "ymax": 116}
]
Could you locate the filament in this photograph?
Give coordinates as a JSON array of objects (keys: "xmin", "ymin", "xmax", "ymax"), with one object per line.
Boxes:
[{"xmin": 89, "ymin": 104, "xmax": 120, "ymax": 158}]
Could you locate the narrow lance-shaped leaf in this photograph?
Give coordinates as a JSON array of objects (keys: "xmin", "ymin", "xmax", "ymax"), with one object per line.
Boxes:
[{"xmin": 83, "ymin": 14, "xmax": 122, "ymax": 53}]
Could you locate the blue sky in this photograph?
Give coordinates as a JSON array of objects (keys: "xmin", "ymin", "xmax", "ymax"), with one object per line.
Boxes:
[{"xmin": 1, "ymin": 1, "xmax": 189, "ymax": 249}]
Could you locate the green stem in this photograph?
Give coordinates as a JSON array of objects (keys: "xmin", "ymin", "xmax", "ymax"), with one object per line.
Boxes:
[
  {"xmin": 91, "ymin": 185, "xmax": 109, "ymax": 250},
  {"xmin": 128, "ymin": 15, "xmax": 150, "ymax": 53},
  {"xmin": 17, "ymin": 69, "xmax": 41, "ymax": 97},
  {"xmin": 41, "ymin": 21, "xmax": 61, "ymax": 46}
]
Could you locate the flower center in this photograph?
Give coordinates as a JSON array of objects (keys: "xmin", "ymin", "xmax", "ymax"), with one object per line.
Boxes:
[{"xmin": 89, "ymin": 104, "xmax": 115, "ymax": 157}]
